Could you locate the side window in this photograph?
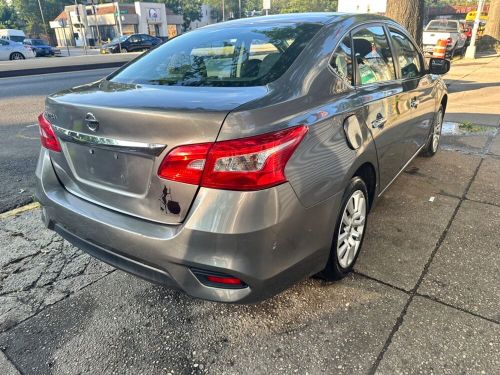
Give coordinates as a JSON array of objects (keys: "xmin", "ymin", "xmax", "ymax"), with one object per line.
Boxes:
[
  {"xmin": 330, "ymin": 35, "xmax": 353, "ymax": 84},
  {"xmin": 0, "ymin": 39, "xmax": 8, "ymax": 46},
  {"xmin": 352, "ymin": 26, "xmax": 396, "ymax": 85},
  {"xmin": 389, "ymin": 30, "xmax": 422, "ymax": 79},
  {"xmin": 129, "ymin": 36, "xmax": 140, "ymax": 43}
]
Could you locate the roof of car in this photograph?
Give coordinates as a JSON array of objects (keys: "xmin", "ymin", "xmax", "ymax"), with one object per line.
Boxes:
[{"xmin": 203, "ymin": 12, "xmax": 391, "ymax": 28}]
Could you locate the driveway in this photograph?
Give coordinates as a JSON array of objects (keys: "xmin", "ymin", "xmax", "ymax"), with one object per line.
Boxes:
[{"xmin": 1, "ymin": 56, "xmax": 499, "ymax": 374}]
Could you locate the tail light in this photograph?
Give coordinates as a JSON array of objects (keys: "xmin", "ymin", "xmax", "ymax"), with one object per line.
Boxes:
[
  {"xmin": 38, "ymin": 113, "xmax": 61, "ymax": 152},
  {"xmin": 446, "ymin": 37, "xmax": 453, "ymax": 45},
  {"xmin": 158, "ymin": 125, "xmax": 308, "ymax": 191}
]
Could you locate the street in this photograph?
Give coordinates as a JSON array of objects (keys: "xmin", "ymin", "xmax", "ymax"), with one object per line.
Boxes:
[{"xmin": 0, "ymin": 69, "xmax": 115, "ymax": 213}]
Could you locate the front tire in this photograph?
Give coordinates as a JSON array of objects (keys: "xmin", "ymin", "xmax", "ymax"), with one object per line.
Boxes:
[
  {"xmin": 421, "ymin": 105, "xmax": 443, "ymax": 157},
  {"xmin": 320, "ymin": 177, "xmax": 369, "ymax": 280}
]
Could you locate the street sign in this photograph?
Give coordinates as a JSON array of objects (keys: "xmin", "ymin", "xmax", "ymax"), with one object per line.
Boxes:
[{"xmin": 263, "ymin": 0, "xmax": 271, "ymax": 11}]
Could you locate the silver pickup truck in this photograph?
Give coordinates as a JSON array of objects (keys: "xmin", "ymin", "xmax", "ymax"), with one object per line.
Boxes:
[{"xmin": 423, "ymin": 19, "xmax": 468, "ymax": 58}]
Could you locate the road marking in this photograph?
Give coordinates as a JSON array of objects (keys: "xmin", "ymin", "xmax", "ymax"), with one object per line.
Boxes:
[
  {"xmin": 0, "ymin": 202, "xmax": 40, "ymax": 220},
  {"xmin": 16, "ymin": 124, "xmax": 39, "ymax": 140}
]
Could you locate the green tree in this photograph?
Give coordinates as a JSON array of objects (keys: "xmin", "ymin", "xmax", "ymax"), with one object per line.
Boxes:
[
  {"xmin": 0, "ymin": 2, "xmax": 24, "ymax": 29},
  {"xmin": 153, "ymin": 0, "xmax": 203, "ymax": 30},
  {"xmin": 10, "ymin": 0, "xmax": 74, "ymax": 36}
]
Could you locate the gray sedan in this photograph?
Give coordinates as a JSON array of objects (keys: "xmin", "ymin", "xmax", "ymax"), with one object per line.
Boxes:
[{"xmin": 36, "ymin": 13, "xmax": 449, "ymax": 303}]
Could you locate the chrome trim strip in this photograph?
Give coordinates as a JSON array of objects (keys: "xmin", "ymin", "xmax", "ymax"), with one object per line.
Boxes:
[
  {"xmin": 52, "ymin": 125, "xmax": 166, "ymax": 157},
  {"xmin": 378, "ymin": 143, "xmax": 426, "ymax": 197}
]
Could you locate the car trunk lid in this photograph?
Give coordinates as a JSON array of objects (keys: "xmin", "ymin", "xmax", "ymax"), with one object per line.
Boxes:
[{"xmin": 46, "ymin": 80, "xmax": 268, "ymax": 224}]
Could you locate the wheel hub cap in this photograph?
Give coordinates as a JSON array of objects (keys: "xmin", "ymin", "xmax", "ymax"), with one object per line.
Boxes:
[{"xmin": 337, "ymin": 190, "xmax": 367, "ymax": 269}]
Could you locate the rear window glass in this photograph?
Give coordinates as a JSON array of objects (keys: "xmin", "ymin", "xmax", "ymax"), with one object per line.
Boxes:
[
  {"xmin": 110, "ymin": 23, "xmax": 322, "ymax": 87},
  {"xmin": 426, "ymin": 20, "xmax": 458, "ymax": 32}
]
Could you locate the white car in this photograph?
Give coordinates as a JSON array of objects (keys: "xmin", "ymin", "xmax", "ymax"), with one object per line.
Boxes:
[
  {"xmin": 0, "ymin": 38, "xmax": 36, "ymax": 61},
  {"xmin": 423, "ymin": 19, "xmax": 468, "ymax": 57}
]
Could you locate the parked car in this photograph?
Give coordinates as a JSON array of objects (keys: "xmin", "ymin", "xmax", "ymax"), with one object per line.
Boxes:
[
  {"xmin": 0, "ymin": 28, "xmax": 26, "ymax": 43},
  {"xmin": 23, "ymin": 38, "xmax": 56, "ymax": 57},
  {"xmin": 0, "ymin": 38, "xmax": 35, "ymax": 60},
  {"xmin": 423, "ymin": 19, "xmax": 468, "ymax": 57},
  {"xmin": 36, "ymin": 13, "xmax": 449, "ymax": 303},
  {"xmin": 100, "ymin": 34, "xmax": 162, "ymax": 54}
]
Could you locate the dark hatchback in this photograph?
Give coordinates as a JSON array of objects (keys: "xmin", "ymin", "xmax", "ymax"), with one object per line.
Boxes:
[{"xmin": 100, "ymin": 34, "xmax": 162, "ymax": 54}]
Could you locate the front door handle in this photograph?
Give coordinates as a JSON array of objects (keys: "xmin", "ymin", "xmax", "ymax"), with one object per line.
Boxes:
[
  {"xmin": 410, "ymin": 97, "xmax": 419, "ymax": 109},
  {"xmin": 371, "ymin": 113, "xmax": 387, "ymax": 129}
]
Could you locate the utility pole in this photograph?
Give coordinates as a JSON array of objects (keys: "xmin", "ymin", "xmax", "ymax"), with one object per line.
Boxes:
[
  {"xmin": 114, "ymin": 1, "xmax": 123, "ymax": 52},
  {"xmin": 222, "ymin": 0, "xmax": 225, "ymax": 21},
  {"xmin": 74, "ymin": 0, "xmax": 88, "ymax": 54},
  {"xmin": 465, "ymin": 0, "xmax": 486, "ymax": 58},
  {"xmin": 239, "ymin": 0, "xmax": 241, "ymax": 18},
  {"xmin": 37, "ymin": 0, "xmax": 49, "ymax": 38},
  {"xmin": 90, "ymin": 0, "xmax": 102, "ymax": 45}
]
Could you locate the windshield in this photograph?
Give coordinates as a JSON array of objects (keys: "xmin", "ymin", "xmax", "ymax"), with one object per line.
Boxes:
[
  {"xmin": 426, "ymin": 20, "xmax": 458, "ymax": 32},
  {"xmin": 109, "ymin": 23, "xmax": 322, "ymax": 87},
  {"xmin": 31, "ymin": 39, "xmax": 47, "ymax": 46},
  {"xmin": 10, "ymin": 36, "xmax": 25, "ymax": 43}
]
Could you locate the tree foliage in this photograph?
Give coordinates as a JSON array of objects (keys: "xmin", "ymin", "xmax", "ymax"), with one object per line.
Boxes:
[
  {"xmin": 0, "ymin": 1, "xmax": 24, "ymax": 29},
  {"xmin": 152, "ymin": 0, "xmax": 203, "ymax": 30},
  {"xmin": 7, "ymin": 0, "xmax": 74, "ymax": 36}
]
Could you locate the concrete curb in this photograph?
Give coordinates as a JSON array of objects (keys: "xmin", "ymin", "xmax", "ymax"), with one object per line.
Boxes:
[
  {"xmin": 0, "ymin": 62, "xmax": 126, "ymax": 78},
  {"xmin": 0, "ymin": 202, "xmax": 40, "ymax": 220}
]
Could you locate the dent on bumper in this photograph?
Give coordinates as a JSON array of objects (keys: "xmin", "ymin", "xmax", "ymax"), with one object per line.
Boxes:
[{"xmin": 35, "ymin": 149, "xmax": 341, "ymax": 303}]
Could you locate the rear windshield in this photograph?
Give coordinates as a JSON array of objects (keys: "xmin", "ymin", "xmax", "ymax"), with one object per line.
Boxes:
[
  {"xmin": 426, "ymin": 20, "xmax": 458, "ymax": 32},
  {"xmin": 109, "ymin": 23, "xmax": 322, "ymax": 87}
]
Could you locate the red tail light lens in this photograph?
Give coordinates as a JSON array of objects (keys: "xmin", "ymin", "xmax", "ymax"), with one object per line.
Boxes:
[
  {"xmin": 158, "ymin": 125, "xmax": 308, "ymax": 190},
  {"xmin": 158, "ymin": 143, "xmax": 211, "ymax": 185},
  {"xmin": 38, "ymin": 113, "xmax": 61, "ymax": 152}
]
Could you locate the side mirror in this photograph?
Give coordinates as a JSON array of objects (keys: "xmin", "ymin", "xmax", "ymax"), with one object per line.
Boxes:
[{"xmin": 429, "ymin": 58, "xmax": 450, "ymax": 75}]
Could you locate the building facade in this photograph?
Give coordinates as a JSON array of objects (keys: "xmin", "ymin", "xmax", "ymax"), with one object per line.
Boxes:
[{"xmin": 49, "ymin": 2, "xmax": 184, "ymax": 47}]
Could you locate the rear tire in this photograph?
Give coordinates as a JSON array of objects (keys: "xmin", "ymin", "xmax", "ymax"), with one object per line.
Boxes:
[
  {"xmin": 10, "ymin": 52, "xmax": 25, "ymax": 60},
  {"xmin": 421, "ymin": 105, "xmax": 444, "ymax": 157},
  {"xmin": 320, "ymin": 177, "xmax": 369, "ymax": 281}
]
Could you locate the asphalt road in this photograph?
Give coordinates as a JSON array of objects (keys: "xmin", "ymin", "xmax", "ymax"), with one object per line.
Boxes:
[{"xmin": 0, "ymin": 68, "xmax": 115, "ymax": 213}]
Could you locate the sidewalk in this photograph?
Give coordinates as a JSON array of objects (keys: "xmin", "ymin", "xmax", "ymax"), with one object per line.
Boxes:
[{"xmin": 444, "ymin": 54, "xmax": 500, "ymax": 126}]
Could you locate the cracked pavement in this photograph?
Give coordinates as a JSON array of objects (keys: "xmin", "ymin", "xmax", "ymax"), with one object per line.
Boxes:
[{"xmin": 0, "ymin": 210, "xmax": 114, "ymax": 333}]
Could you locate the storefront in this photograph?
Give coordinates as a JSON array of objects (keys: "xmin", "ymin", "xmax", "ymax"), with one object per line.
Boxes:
[{"xmin": 50, "ymin": 2, "xmax": 183, "ymax": 47}]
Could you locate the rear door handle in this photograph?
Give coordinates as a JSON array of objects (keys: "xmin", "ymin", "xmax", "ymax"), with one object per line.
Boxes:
[
  {"xmin": 410, "ymin": 97, "xmax": 419, "ymax": 109},
  {"xmin": 371, "ymin": 113, "xmax": 387, "ymax": 129}
]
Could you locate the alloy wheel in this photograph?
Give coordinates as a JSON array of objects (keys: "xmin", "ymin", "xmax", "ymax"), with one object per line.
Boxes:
[
  {"xmin": 337, "ymin": 190, "xmax": 367, "ymax": 269},
  {"xmin": 11, "ymin": 52, "xmax": 24, "ymax": 60},
  {"xmin": 432, "ymin": 110, "xmax": 443, "ymax": 153}
]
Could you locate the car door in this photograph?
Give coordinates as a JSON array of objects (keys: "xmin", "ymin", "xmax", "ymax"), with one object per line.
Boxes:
[
  {"xmin": 128, "ymin": 35, "xmax": 141, "ymax": 51},
  {"xmin": 140, "ymin": 35, "xmax": 153, "ymax": 49},
  {"xmin": 387, "ymin": 27, "xmax": 436, "ymax": 162},
  {"xmin": 350, "ymin": 24, "xmax": 406, "ymax": 190},
  {"xmin": 0, "ymin": 39, "xmax": 11, "ymax": 60}
]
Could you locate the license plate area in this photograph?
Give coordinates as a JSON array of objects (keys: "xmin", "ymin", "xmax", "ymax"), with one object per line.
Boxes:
[{"xmin": 62, "ymin": 142, "xmax": 154, "ymax": 195}]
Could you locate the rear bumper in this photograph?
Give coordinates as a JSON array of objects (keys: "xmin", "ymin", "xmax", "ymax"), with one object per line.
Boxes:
[{"xmin": 36, "ymin": 149, "xmax": 341, "ymax": 303}]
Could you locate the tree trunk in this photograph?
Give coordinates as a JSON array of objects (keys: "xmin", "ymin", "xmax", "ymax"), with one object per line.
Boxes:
[
  {"xmin": 480, "ymin": 0, "xmax": 500, "ymax": 52},
  {"xmin": 385, "ymin": 0, "xmax": 425, "ymax": 47}
]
